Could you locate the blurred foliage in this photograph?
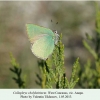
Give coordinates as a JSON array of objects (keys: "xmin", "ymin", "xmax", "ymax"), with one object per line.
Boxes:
[
  {"xmin": 35, "ymin": 34, "xmax": 79, "ymax": 88},
  {"xmin": 78, "ymin": 3, "xmax": 100, "ymax": 88},
  {"xmin": 10, "ymin": 53, "xmax": 26, "ymax": 88}
]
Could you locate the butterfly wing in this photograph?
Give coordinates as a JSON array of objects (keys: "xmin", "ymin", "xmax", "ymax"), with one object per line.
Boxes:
[
  {"xmin": 26, "ymin": 24, "xmax": 54, "ymax": 43},
  {"xmin": 31, "ymin": 34, "xmax": 55, "ymax": 60}
]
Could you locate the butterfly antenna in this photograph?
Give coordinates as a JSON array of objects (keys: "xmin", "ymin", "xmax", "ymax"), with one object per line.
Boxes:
[
  {"xmin": 51, "ymin": 19, "xmax": 58, "ymax": 25},
  {"xmin": 56, "ymin": 22, "xmax": 58, "ymax": 24}
]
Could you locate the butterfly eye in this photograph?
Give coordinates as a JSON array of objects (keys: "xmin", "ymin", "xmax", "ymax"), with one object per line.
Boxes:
[{"xmin": 54, "ymin": 30, "xmax": 57, "ymax": 34}]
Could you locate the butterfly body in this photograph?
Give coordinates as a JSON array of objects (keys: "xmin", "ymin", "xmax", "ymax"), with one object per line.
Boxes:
[{"xmin": 26, "ymin": 24, "xmax": 59, "ymax": 60}]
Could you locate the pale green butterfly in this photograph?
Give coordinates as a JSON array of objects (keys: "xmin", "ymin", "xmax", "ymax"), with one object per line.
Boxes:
[{"xmin": 26, "ymin": 24, "xmax": 59, "ymax": 60}]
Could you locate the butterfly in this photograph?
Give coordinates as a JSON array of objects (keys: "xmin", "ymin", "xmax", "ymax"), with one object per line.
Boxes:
[{"xmin": 26, "ymin": 24, "xmax": 59, "ymax": 60}]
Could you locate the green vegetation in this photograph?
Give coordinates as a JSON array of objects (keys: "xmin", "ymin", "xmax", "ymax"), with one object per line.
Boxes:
[
  {"xmin": 36, "ymin": 34, "xmax": 79, "ymax": 88},
  {"xmin": 10, "ymin": 53, "xmax": 26, "ymax": 88},
  {"xmin": 78, "ymin": 3, "xmax": 100, "ymax": 88}
]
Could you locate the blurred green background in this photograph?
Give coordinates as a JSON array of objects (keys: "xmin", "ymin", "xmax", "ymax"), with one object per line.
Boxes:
[{"xmin": 0, "ymin": 1, "xmax": 99, "ymax": 88}]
